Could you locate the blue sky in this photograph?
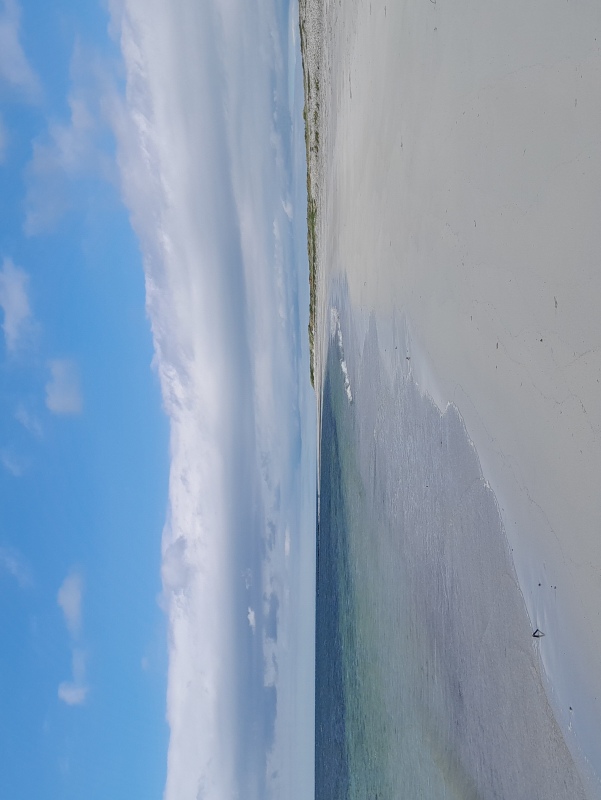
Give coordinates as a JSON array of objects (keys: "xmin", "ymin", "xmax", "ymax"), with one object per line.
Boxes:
[{"xmin": 0, "ymin": 1, "xmax": 315, "ymax": 799}]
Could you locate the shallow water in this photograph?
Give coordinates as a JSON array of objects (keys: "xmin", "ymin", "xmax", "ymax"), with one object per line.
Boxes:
[{"xmin": 315, "ymin": 290, "xmax": 588, "ymax": 799}]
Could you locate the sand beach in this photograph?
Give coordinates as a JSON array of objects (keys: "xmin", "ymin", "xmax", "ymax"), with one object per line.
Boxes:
[{"xmin": 304, "ymin": 0, "xmax": 601, "ymax": 792}]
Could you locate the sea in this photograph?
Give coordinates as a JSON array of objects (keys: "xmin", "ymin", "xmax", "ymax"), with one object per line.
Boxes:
[{"xmin": 314, "ymin": 286, "xmax": 588, "ymax": 799}]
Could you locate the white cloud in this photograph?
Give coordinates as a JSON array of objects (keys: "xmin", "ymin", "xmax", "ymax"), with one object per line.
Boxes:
[
  {"xmin": 0, "ymin": 0, "xmax": 40, "ymax": 101},
  {"xmin": 57, "ymin": 575, "xmax": 88, "ymax": 706},
  {"xmin": 109, "ymin": 3, "xmax": 254, "ymax": 793},
  {"xmin": 284, "ymin": 528, "xmax": 290, "ymax": 559},
  {"xmin": 57, "ymin": 570, "xmax": 83, "ymax": 637},
  {"xmin": 0, "ymin": 258, "xmax": 33, "ymax": 352},
  {"xmin": 45, "ymin": 359, "xmax": 82, "ymax": 415},
  {"xmin": 58, "ymin": 681, "xmax": 88, "ymax": 706},
  {"xmin": 58, "ymin": 649, "xmax": 88, "ymax": 706},
  {"xmin": 262, "ymin": 633, "xmax": 278, "ymax": 688},
  {"xmin": 0, "ymin": 544, "xmax": 31, "ymax": 587},
  {"xmin": 247, "ymin": 607, "xmax": 256, "ymax": 633}
]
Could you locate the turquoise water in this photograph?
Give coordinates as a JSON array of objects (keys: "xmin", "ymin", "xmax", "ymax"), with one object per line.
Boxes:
[{"xmin": 315, "ymin": 298, "xmax": 588, "ymax": 799}]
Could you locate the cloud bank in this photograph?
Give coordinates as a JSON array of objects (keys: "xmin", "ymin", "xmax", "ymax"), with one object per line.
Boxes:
[{"xmin": 110, "ymin": 0, "xmax": 314, "ymax": 798}]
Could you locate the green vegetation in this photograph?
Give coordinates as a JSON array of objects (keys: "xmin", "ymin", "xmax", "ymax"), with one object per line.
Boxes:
[{"xmin": 298, "ymin": 4, "xmax": 320, "ymax": 388}]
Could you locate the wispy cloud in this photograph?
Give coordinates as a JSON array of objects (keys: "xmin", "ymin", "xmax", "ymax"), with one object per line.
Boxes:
[
  {"xmin": 57, "ymin": 570, "xmax": 83, "ymax": 637},
  {"xmin": 45, "ymin": 359, "xmax": 82, "ymax": 415},
  {"xmin": 58, "ymin": 649, "xmax": 88, "ymax": 706},
  {"xmin": 0, "ymin": 446, "xmax": 27, "ymax": 476},
  {"xmin": 57, "ymin": 571, "xmax": 88, "ymax": 706},
  {"xmin": 0, "ymin": 544, "xmax": 31, "ymax": 587},
  {"xmin": 23, "ymin": 42, "xmax": 114, "ymax": 235},
  {"xmin": 0, "ymin": 114, "xmax": 7, "ymax": 163},
  {"xmin": 0, "ymin": 0, "xmax": 40, "ymax": 101},
  {"xmin": 0, "ymin": 257, "xmax": 33, "ymax": 352},
  {"xmin": 15, "ymin": 403, "xmax": 42, "ymax": 437}
]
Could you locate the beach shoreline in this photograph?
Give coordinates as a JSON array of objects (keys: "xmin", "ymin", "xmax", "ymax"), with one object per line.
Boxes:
[{"xmin": 303, "ymin": 0, "xmax": 601, "ymax": 792}]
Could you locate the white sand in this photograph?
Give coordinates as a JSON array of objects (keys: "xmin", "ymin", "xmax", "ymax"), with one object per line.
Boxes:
[{"xmin": 312, "ymin": 0, "xmax": 601, "ymax": 787}]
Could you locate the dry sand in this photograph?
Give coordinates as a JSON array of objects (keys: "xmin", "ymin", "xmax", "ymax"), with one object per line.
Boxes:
[{"xmin": 310, "ymin": 0, "xmax": 601, "ymax": 788}]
